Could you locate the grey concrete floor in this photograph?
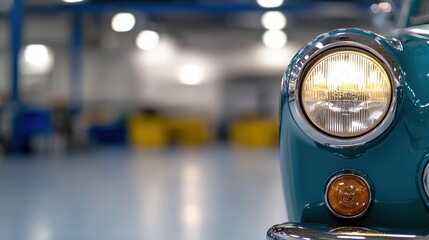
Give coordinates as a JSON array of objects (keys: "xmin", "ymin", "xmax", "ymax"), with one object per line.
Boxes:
[{"xmin": 0, "ymin": 146, "xmax": 286, "ymax": 240}]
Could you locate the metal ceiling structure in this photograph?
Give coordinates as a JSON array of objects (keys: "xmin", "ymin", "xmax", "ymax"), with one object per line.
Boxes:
[{"xmin": 24, "ymin": 1, "xmax": 372, "ymax": 16}]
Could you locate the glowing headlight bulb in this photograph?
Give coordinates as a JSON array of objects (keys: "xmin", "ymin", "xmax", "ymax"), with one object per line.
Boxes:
[{"xmin": 301, "ymin": 50, "xmax": 391, "ymax": 137}]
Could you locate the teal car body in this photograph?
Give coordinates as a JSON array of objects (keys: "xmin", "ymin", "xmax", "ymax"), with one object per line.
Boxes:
[{"xmin": 268, "ymin": 0, "xmax": 429, "ymax": 239}]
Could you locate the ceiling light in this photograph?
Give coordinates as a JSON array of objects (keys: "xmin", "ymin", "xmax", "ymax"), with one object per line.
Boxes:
[
  {"xmin": 378, "ymin": 2, "xmax": 392, "ymax": 13},
  {"xmin": 111, "ymin": 13, "xmax": 136, "ymax": 32},
  {"xmin": 178, "ymin": 64, "xmax": 205, "ymax": 85},
  {"xmin": 370, "ymin": 4, "xmax": 380, "ymax": 14},
  {"xmin": 261, "ymin": 11, "xmax": 287, "ymax": 30},
  {"xmin": 63, "ymin": 0, "xmax": 85, "ymax": 3},
  {"xmin": 263, "ymin": 30, "xmax": 287, "ymax": 49},
  {"xmin": 22, "ymin": 44, "xmax": 54, "ymax": 75},
  {"xmin": 136, "ymin": 30, "xmax": 160, "ymax": 50},
  {"xmin": 24, "ymin": 45, "xmax": 50, "ymax": 68},
  {"xmin": 256, "ymin": 0, "xmax": 283, "ymax": 8}
]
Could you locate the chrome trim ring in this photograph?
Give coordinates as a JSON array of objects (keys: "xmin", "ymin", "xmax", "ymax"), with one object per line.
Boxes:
[
  {"xmin": 423, "ymin": 162, "xmax": 429, "ymax": 200},
  {"xmin": 324, "ymin": 172, "xmax": 372, "ymax": 219},
  {"xmin": 287, "ymin": 32, "xmax": 402, "ymax": 148}
]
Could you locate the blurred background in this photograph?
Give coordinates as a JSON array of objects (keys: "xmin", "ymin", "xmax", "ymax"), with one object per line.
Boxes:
[{"xmin": 0, "ymin": 0, "xmax": 401, "ymax": 239}]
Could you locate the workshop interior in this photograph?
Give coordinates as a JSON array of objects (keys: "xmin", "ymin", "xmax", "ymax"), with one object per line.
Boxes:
[{"xmin": 0, "ymin": 0, "xmax": 397, "ymax": 239}]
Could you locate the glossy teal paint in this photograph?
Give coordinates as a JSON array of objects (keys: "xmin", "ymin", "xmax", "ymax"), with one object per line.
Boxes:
[{"xmin": 279, "ymin": 25, "xmax": 429, "ymax": 228}]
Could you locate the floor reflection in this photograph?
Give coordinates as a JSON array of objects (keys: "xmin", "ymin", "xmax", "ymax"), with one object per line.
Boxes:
[{"xmin": 0, "ymin": 146, "xmax": 286, "ymax": 240}]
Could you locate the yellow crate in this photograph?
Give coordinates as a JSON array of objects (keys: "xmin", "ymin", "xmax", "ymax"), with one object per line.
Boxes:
[
  {"xmin": 230, "ymin": 119, "xmax": 278, "ymax": 147},
  {"xmin": 167, "ymin": 117, "xmax": 210, "ymax": 146},
  {"xmin": 128, "ymin": 115, "xmax": 168, "ymax": 147}
]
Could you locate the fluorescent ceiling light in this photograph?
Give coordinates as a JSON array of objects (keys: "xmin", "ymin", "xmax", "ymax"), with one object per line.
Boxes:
[
  {"xmin": 178, "ymin": 64, "xmax": 205, "ymax": 85},
  {"xmin": 63, "ymin": 0, "xmax": 85, "ymax": 3},
  {"xmin": 263, "ymin": 30, "xmax": 287, "ymax": 49},
  {"xmin": 111, "ymin": 13, "xmax": 136, "ymax": 32},
  {"xmin": 256, "ymin": 0, "xmax": 283, "ymax": 8},
  {"xmin": 378, "ymin": 2, "xmax": 392, "ymax": 13},
  {"xmin": 22, "ymin": 44, "xmax": 54, "ymax": 75},
  {"xmin": 136, "ymin": 30, "xmax": 160, "ymax": 50},
  {"xmin": 261, "ymin": 11, "xmax": 287, "ymax": 30}
]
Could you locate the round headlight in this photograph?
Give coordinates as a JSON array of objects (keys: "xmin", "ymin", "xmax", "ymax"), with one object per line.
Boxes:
[{"xmin": 301, "ymin": 49, "xmax": 392, "ymax": 138}]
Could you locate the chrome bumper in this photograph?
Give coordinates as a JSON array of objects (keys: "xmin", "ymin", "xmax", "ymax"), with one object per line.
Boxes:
[{"xmin": 267, "ymin": 223, "xmax": 429, "ymax": 240}]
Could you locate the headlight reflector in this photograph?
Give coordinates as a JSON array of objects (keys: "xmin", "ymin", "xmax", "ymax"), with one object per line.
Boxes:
[{"xmin": 301, "ymin": 50, "xmax": 392, "ymax": 137}]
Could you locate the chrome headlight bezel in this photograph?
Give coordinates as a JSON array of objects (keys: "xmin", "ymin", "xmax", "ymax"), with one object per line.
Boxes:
[{"xmin": 287, "ymin": 33, "xmax": 401, "ymax": 148}]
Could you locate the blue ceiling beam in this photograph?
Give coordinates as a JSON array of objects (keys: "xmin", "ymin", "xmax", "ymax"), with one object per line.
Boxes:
[{"xmin": 25, "ymin": 2, "xmax": 370, "ymax": 16}]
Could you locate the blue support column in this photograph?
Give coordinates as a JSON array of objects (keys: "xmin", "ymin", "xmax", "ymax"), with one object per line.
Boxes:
[
  {"xmin": 70, "ymin": 13, "xmax": 83, "ymax": 113},
  {"xmin": 9, "ymin": 0, "xmax": 23, "ymax": 153},
  {"xmin": 10, "ymin": 0, "xmax": 23, "ymax": 104}
]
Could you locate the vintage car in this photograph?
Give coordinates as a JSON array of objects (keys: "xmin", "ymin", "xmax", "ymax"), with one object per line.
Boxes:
[{"xmin": 267, "ymin": 0, "xmax": 429, "ymax": 239}]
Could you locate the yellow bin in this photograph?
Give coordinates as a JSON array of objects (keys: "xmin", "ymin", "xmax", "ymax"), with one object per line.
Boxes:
[
  {"xmin": 128, "ymin": 115, "xmax": 168, "ymax": 147},
  {"xmin": 167, "ymin": 117, "xmax": 210, "ymax": 146},
  {"xmin": 230, "ymin": 118, "xmax": 278, "ymax": 147}
]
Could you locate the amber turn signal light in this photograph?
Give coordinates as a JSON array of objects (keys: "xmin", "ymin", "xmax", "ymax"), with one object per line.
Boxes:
[{"xmin": 325, "ymin": 173, "xmax": 371, "ymax": 218}]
